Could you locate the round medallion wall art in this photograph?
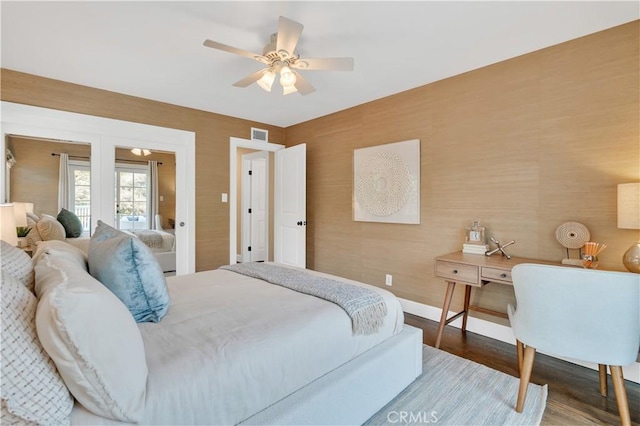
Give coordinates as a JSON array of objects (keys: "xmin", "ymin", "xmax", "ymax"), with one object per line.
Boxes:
[
  {"xmin": 356, "ymin": 151, "xmax": 411, "ymax": 217},
  {"xmin": 353, "ymin": 139, "xmax": 420, "ymax": 224}
]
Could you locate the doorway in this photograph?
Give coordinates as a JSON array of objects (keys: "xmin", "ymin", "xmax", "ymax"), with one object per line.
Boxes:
[{"xmin": 240, "ymin": 151, "xmax": 269, "ymax": 263}]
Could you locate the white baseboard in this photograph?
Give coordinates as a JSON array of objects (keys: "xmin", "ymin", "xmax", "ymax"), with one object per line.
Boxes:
[{"xmin": 398, "ymin": 297, "xmax": 640, "ymax": 384}]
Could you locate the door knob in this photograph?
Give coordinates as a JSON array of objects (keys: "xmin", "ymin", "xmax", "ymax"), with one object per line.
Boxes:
[
  {"xmin": 297, "ymin": 221, "xmax": 302, "ymax": 226},
  {"xmin": 179, "ymin": 222, "xmax": 185, "ymax": 227}
]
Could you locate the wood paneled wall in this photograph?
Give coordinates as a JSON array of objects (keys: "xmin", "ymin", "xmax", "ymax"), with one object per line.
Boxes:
[
  {"xmin": 285, "ymin": 21, "xmax": 640, "ymax": 323},
  {"xmin": 1, "ymin": 69, "xmax": 284, "ymax": 271}
]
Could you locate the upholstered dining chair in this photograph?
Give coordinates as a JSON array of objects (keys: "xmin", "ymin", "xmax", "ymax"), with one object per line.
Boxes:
[{"xmin": 508, "ymin": 264, "xmax": 639, "ymax": 426}]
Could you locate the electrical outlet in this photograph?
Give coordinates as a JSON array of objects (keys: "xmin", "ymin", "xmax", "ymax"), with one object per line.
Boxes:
[{"xmin": 385, "ymin": 274, "xmax": 393, "ymax": 286}]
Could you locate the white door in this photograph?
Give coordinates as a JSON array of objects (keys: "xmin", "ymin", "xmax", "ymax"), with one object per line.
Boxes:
[
  {"xmin": 274, "ymin": 143, "xmax": 306, "ymax": 267},
  {"xmin": 241, "ymin": 152, "xmax": 267, "ymax": 262}
]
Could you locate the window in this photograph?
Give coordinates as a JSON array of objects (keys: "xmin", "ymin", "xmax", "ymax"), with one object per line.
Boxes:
[
  {"xmin": 115, "ymin": 165, "xmax": 149, "ymax": 230},
  {"xmin": 68, "ymin": 161, "xmax": 91, "ymax": 234}
]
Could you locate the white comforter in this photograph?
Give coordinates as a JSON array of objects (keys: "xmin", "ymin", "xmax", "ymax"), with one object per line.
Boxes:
[{"xmin": 71, "ymin": 267, "xmax": 404, "ymax": 425}]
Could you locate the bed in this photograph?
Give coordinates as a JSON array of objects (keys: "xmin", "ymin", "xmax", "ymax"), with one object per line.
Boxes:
[
  {"xmin": 66, "ymin": 229, "xmax": 177, "ymax": 273},
  {"xmin": 11, "ymin": 239, "xmax": 422, "ymax": 425},
  {"xmin": 69, "ymin": 265, "xmax": 422, "ymax": 425}
]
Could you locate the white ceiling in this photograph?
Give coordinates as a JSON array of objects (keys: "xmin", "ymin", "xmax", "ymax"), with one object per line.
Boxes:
[{"xmin": 1, "ymin": 1, "xmax": 638, "ymax": 127}]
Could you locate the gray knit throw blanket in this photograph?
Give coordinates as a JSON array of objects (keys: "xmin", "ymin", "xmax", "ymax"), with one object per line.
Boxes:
[{"xmin": 221, "ymin": 263, "xmax": 387, "ymax": 335}]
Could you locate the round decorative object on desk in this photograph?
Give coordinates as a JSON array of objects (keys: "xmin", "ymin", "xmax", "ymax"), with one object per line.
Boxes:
[
  {"xmin": 556, "ymin": 222, "xmax": 590, "ymax": 249},
  {"xmin": 622, "ymin": 241, "xmax": 640, "ymax": 273}
]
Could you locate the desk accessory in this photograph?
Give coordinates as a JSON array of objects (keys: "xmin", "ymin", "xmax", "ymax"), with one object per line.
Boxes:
[
  {"xmin": 485, "ymin": 237, "xmax": 515, "ymax": 259},
  {"xmin": 617, "ymin": 183, "xmax": 640, "ymax": 273},
  {"xmin": 462, "ymin": 220, "xmax": 488, "ymax": 255},
  {"xmin": 556, "ymin": 221, "xmax": 590, "ymax": 267},
  {"xmin": 581, "ymin": 242, "xmax": 606, "ymax": 269}
]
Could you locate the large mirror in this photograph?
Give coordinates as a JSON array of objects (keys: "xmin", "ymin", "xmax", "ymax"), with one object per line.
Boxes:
[
  {"xmin": 5, "ymin": 134, "xmax": 91, "ymax": 234},
  {"xmin": 114, "ymin": 145, "xmax": 177, "ymax": 275}
]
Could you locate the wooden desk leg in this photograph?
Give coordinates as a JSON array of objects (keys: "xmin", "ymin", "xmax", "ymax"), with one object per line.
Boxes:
[
  {"xmin": 462, "ymin": 285, "xmax": 472, "ymax": 332},
  {"xmin": 435, "ymin": 281, "xmax": 456, "ymax": 349}
]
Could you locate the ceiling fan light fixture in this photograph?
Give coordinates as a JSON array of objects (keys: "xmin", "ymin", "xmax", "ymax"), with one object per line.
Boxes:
[
  {"xmin": 257, "ymin": 70, "xmax": 276, "ymax": 92},
  {"xmin": 279, "ymin": 66, "xmax": 297, "ymax": 87},
  {"xmin": 282, "ymin": 84, "xmax": 298, "ymax": 96},
  {"xmin": 131, "ymin": 148, "xmax": 151, "ymax": 156}
]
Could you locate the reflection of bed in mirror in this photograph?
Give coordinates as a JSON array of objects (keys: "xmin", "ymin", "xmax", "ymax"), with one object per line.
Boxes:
[{"xmin": 65, "ymin": 229, "xmax": 176, "ymax": 274}]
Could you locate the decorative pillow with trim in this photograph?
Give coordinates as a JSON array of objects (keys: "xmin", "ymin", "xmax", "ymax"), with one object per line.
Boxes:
[
  {"xmin": 56, "ymin": 208, "xmax": 83, "ymax": 238},
  {"xmin": 25, "ymin": 216, "xmax": 43, "ymax": 247},
  {"xmin": 35, "ymin": 251, "xmax": 148, "ymax": 423},
  {"xmin": 0, "ymin": 240, "xmax": 34, "ymax": 292},
  {"xmin": 36, "ymin": 214, "xmax": 66, "ymax": 241},
  {"xmin": 0, "ymin": 270, "xmax": 73, "ymax": 425},
  {"xmin": 89, "ymin": 220, "xmax": 170, "ymax": 323}
]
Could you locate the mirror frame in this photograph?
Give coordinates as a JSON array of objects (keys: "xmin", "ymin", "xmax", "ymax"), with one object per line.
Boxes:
[{"xmin": 1, "ymin": 101, "xmax": 196, "ymax": 274}]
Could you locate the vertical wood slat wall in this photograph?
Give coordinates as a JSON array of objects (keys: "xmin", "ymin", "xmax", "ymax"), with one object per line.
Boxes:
[{"xmin": 1, "ymin": 21, "xmax": 638, "ymax": 324}]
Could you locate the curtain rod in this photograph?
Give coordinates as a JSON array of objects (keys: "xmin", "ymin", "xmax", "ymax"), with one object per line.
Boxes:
[{"xmin": 51, "ymin": 153, "xmax": 162, "ymax": 165}]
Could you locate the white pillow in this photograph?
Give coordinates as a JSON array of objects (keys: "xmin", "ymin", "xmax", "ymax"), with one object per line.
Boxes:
[
  {"xmin": 36, "ymin": 214, "xmax": 66, "ymax": 241},
  {"xmin": 32, "ymin": 240, "xmax": 87, "ymax": 269},
  {"xmin": 0, "ymin": 240, "xmax": 34, "ymax": 292},
  {"xmin": 25, "ymin": 216, "xmax": 43, "ymax": 247},
  {"xmin": 35, "ymin": 253, "xmax": 148, "ymax": 423},
  {"xmin": 0, "ymin": 271, "xmax": 73, "ymax": 425}
]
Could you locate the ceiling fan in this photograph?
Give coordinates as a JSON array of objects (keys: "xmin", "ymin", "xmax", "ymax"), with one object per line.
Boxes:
[{"xmin": 203, "ymin": 16, "xmax": 354, "ymax": 96}]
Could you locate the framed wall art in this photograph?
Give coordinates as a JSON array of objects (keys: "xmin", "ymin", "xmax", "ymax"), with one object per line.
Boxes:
[{"xmin": 353, "ymin": 139, "xmax": 420, "ymax": 224}]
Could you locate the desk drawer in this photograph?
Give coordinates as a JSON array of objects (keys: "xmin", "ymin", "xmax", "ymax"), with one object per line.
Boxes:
[
  {"xmin": 481, "ymin": 267, "xmax": 512, "ymax": 284},
  {"xmin": 435, "ymin": 261, "xmax": 479, "ymax": 285}
]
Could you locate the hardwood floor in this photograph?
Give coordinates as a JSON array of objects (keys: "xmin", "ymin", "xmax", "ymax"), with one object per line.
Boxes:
[{"xmin": 405, "ymin": 313, "xmax": 640, "ymax": 425}]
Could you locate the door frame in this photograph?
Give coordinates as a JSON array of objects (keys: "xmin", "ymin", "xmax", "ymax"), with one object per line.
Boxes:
[
  {"xmin": 1, "ymin": 101, "xmax": 196, "ymax": 274},
  {"xmin": 229, "ymin": 137, "xmax": 284, "ymax": 265}
]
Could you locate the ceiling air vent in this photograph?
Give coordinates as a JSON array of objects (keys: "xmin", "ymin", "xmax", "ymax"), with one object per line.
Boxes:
[{"xmin": 251, "ymin": 127, "xmax": 268, "ymax": 142}]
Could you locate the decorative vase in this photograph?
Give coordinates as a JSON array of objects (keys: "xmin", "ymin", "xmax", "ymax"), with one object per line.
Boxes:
[{"xmin": 622, "ymin": 241, "xmax": 640, "ymax": 273}]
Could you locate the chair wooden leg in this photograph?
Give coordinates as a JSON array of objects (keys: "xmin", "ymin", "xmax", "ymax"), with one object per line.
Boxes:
[
  {"xmin": 516, "ymin": 345, "xmax": 536, "ymax": 413},
  {"xmin": 598, "ymin": 364, "xmax": 608, "ymax": 397},
  {"xmin": 516, "ymin": 340, "xmax": 524, "ymax": 375},
  {"xmin": 610, "ymin": 366, "xmax": 631, "ymax": 426}
]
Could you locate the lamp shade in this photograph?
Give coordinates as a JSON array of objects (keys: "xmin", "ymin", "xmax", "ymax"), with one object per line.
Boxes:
[
  {"xmin": 12, "ymin": 202, "xmax": 28, "ymax": 227},
  {"xmin": 618, "ymin": 183, "xmax": 640, "ymax": 230},
  {"xmin": 257, "ymin": 70, "xmax": 275, "ymax": 92},
  {"xmin": 0, "ymin": 204, "xmax": 18, "ymax": 246}
]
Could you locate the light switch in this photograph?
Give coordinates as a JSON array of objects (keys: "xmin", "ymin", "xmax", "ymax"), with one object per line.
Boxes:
[
  {"xmin": 222, "ymin": 193, "xmax": 228, "ymax": 203},
  {"xmin": 159, "ymin": 195, "xmax": 164, "ymax": 202}
]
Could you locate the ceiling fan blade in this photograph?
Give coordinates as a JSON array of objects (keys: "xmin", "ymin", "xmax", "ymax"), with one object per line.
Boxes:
[
  {"xmin": 292, "ymin": 57, "xmax": 354, "ymax": 71},
  {"xmin": 276, "ymin": 16, "xmax": 303, "ymax": 57},
  {"xmin": 232, "ymin": 69, "xmax": 268, "ymax": 88},
  {"xmin": 293, "ymin": 71, "xmax": 315, "ymax": 96},
  {"xmin": 203, "ymin": 39, "xmax": 268, "ymax": 63}
]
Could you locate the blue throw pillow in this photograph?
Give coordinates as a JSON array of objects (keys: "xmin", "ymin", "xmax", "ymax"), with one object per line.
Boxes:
[
  {"xmin": 57, "ymin": 208, "xmax": 83, "ymax": 238},
  {"xmin": 88, "ymin": 221, "xmax": 169, "ymax": 322}
]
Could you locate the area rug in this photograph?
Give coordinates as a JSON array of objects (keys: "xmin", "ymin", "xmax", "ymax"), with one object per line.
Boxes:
[{"xmin": 364, "ymin": 345, "xmax": 547, "ymax": 425}]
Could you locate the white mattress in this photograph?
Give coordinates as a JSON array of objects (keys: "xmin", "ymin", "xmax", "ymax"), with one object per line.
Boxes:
[{"xmin": 71, "ymin": 267, "xmax": 404, "ymax": 425}]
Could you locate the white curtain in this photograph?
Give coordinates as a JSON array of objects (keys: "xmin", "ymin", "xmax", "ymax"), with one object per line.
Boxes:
[
  {"xmin": 148, "ymin": 160, "xmax": 159, "ymax": 229},
  {"xmin": 57, "ymin": 153, "xmax": 69, "ymax": 212}
]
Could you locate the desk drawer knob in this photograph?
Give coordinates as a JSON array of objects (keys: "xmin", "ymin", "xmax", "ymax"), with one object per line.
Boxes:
[
  {"xmin": 500, "ymin": 273, "xmax": 507, "ymax": 279},
  {"xmin": 452, "ymin": 269, "xmax": 458, "ymax": 274}
]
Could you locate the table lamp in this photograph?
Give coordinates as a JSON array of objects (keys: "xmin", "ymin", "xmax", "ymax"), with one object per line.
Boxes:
[
  {"xmin": 617, "ymin": 183, "xmax": 640, "ymax": 273},
  {"xmin": 0, "ymin": 204, "xmax": 18, "ymax": 246}
]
